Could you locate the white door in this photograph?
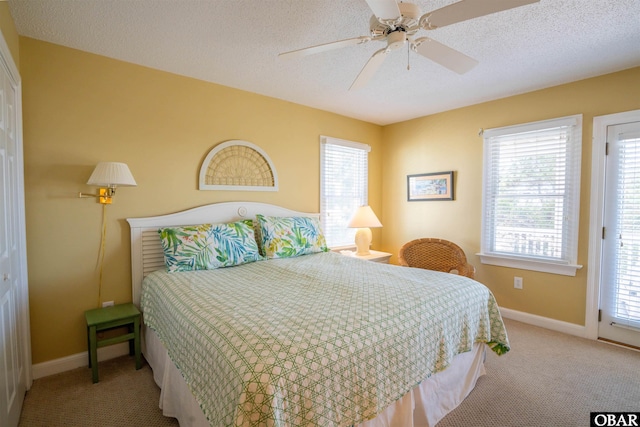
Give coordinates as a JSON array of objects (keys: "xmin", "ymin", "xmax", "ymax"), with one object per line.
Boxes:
[
  {"xmin": 0, "ymin": 37, "xmax": 29, "ymax": 427},
  {"xmin": 599, "ymin": 120, "xmax": 640, "ymax": 348}
]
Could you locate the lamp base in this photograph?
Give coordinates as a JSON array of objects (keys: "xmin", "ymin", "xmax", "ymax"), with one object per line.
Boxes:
[{"xmin": 354, "ymin": 227, "xmax": 372, "ymax": 256}]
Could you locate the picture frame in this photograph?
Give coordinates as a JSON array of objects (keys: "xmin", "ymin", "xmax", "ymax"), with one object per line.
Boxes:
[{"xmin": 407, "ymin": 171, "xmax": 454, "ymax": 201}]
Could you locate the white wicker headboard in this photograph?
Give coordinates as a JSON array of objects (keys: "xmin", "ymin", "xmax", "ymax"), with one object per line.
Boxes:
[{"xmin": 126, "ymin": 201, "xmax": 320, "ymax": 307}]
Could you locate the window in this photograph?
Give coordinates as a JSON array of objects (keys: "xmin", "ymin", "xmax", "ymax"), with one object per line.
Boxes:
[
  {"xmin": 320, "ymin": 136, "xmax": 370, "ymax": 248},
  {"xmin": 479, "ymin": 115, "xmax": 583, "ymax": 276}
]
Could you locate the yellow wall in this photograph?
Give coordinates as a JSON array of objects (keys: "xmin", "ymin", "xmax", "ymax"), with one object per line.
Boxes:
[
  {"xmin": 20, "ymin": 37, "xmax": 383, "ymax": 364},
  {"xmin": 14, "ymin": 24, "xmax": 640, "ymax": 363},
  {"xmin": 381, "ymin": 67, "xmax": 640, "ymax": 326}
]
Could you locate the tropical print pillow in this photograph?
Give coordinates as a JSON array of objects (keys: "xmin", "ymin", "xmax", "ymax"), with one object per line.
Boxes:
[
  {"xmin": 209, "ymin": 220, "xmax": 263, "ymax": 267},
  {"xmin": 256, "ymin": 214, "xmax": 329, "ymax": 259},
  {"xmin": 159, "ymin": 224, "xmax": 215, "ymax": 272},
  {"xmin": 159, "ymin": 220, "xmax": 262, "ymax": 272}
]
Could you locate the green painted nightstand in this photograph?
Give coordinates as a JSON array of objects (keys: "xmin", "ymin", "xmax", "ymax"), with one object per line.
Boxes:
[{"xmin": 85, "ymin": 303, "xmax": 142, "ymax": 383}]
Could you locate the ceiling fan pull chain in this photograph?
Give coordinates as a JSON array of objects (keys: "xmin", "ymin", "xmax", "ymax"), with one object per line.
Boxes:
[{"xmin": 407, "ymin": 42, "xmax": 411, "ymax": 71}]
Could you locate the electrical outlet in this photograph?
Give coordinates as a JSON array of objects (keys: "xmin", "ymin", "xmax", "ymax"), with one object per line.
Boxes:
[
  {"xmin": 514, "ymin": 277, "xmax": 523, "ymax": 289},
  {"xmin": 102, "ymin": 301, "xmax": 114, "ymax": 308}
]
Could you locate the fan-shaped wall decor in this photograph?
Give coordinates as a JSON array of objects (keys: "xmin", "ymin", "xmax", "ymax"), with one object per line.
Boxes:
[{"xmin": 199, "ymin": 140, "xmax": 278, "ymax": 191}]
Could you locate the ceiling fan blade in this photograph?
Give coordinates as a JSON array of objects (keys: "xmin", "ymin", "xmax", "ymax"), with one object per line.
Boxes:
[
  {"xmin": 364, "ymin": 0, "xmax": 401, "ymax": 21},
  {"xmin": 421, "ymin": 0, "xmax": 539, "ymax": 29},
  {"xmin": 279, "ymin": 36, "xmax": 372, "ymax": 59},
  {"xmin": 413, "ymin": 37, "xmax": 478, "ymax": 74},
  {"xmin": 349, "ymin": 48, "xmax": 388, "ymax": 91}
]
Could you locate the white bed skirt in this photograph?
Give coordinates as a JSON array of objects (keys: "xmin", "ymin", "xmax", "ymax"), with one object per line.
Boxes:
[{"xmin": 144, "ymin": 325, "xmax": 486, "ymax": 427}]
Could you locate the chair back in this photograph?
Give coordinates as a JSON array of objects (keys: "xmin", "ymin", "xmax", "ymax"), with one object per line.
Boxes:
[{"xmin": 398, "ymin": 238, "xmax": 475, "ymax": 279}]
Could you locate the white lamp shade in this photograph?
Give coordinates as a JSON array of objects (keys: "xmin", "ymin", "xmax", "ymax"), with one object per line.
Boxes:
[
  {"xmin": 347, "ymin": 205, "xmax": 382, "ymax": 228},
  {"xmin": 87, "ymin": 162, "xmax": 137, "ymax": 187}
]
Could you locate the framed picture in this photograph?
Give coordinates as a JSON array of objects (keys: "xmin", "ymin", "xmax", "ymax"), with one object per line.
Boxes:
[{"xmin": 407, "ymin": 171, "xmax": 454, "ymax": 201}]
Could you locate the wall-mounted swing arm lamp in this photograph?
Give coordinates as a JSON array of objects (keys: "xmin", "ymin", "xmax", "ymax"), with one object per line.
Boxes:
[{"xmin": 79, "ymin": 162, "xmax": 137, "ymax": 204}]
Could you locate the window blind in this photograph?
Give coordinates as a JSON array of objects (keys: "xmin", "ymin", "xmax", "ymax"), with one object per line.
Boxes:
[
  {"xmin": 611, "ymin": 130, "xmax": 640, "ymax": 326},
  {"xmin": 481, "ymin": 115, "xmax": 582, "ymax": 269},
  {"xmin": 320, "ymin": 136, "xmax": 370, "ymax": 248}
]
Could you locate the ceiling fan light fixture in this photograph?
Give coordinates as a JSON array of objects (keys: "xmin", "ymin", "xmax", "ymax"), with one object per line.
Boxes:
[
  {"xmin": 370, "ymin": 2, "xmax": 421, "ymax": 37},
  {"xmin": 387, "ymin": 31, "xmax": 407, "ymax": 50}
]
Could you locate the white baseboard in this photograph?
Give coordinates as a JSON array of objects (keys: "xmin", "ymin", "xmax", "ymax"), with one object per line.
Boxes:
[
  {"xmin": 32, "ymin": 342, "xmax": 130, "ymax": 380},
  {"xmin": 499, "ymin": 307, "xmax": 587, "ymax": 338}
]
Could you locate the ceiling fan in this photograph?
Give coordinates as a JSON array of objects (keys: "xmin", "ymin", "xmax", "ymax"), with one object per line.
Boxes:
[{"xmin": 279, "ymin": 0, "xmax": 539, "ymax": 90}]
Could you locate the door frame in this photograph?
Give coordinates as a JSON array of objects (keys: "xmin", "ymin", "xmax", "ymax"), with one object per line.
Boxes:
[
  {"xmin": 587, "ymin": 109, "xmax": 640, "ymax": 340},
  {"xmin": 0, "ymin": 28, "xmax": 32, "ymax": 387}
]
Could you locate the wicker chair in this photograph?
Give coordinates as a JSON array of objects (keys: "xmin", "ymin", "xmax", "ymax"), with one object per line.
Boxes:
[{"xmin": 398, "ymin": 238, "xmax": 476, "ymax": 279}]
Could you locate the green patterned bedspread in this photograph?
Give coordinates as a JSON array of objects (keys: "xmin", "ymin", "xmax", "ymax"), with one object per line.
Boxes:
[{"xmin": 141, "ymin": 251, "xmax": 509, "ymax": 427}]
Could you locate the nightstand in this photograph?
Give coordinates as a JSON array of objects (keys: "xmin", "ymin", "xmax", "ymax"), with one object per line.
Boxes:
[
  {"xmin": 340, "ymin": 249, "xmax": 392, "ymax": 263},
  {"xmin": 85, "ymin": 303, "xmax": 142, "ymax": 383}
]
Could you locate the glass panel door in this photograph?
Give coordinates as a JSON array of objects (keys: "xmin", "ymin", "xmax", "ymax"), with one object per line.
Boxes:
[{"xmin": 599, "ymin": 120, "xmax": 640, "ymax": 347}]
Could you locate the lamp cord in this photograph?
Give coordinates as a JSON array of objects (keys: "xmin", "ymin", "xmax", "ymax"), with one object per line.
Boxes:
[{"xmin": 97, "ymin": 203, "xmax": 107, "ymax": 308}]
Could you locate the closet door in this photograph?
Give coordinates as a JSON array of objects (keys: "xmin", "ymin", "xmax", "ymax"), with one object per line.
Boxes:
[{"xmin": 0, "ymin": 37, "xmax": 28, "ymax": 427}]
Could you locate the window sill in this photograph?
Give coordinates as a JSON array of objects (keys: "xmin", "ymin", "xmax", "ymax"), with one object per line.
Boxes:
[{"xmin": 477, "ymin": 253, "xmax": 582, "ymax": 276}]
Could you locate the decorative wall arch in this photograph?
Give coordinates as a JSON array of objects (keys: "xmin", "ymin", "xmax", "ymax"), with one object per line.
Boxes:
[{"xmin": 199, "ymin": 140, "xmax": 279, "ymax": 191}]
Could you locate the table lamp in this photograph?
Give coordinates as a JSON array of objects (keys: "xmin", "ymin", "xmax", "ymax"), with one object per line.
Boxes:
[{"xmin": 347, "ymin": 205, "xmax": 382, "ymax": 256}]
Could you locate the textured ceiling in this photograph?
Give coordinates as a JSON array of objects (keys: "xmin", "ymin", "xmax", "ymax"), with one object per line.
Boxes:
[{"xmin": 8, "ymin": 0, "xmax": 640, "ymax": 125}]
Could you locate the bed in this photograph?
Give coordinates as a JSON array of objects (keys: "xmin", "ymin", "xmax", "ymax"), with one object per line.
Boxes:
[{"xmin": 127, "ymin": 201, "xmax": 509, "ymax": 427}]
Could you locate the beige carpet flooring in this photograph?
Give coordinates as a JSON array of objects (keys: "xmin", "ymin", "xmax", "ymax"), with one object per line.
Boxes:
[
  {"xmin": 438, "ymin": 319, "xmax": 640, "ymax": 427},
  {"xmin": 18, "ymin": 319, "xmax": 640, "ymax": 426},
  {"xmin": 18, "ymin": 354, "xmax": 178, "ymax": 427}
]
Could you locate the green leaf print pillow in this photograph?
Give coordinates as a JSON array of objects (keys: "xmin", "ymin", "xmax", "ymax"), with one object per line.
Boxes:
[
  {"xmin": 209, "ymin": 220, "xmax": 263, "ymax": 267},
  {"xmin": 256, "ymin": 214, "xmax": 329, "ymax": 259},
  {"xmin": 158, "ymin": 223, "xmax": 216, "ymax": 272},
  {"xmin": 159, "ymin": 220, "xmax": 263, "ymax": 272}
]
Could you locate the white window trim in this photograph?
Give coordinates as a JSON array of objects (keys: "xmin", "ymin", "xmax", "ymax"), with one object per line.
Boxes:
[
  {"xmin": 320, "ymin": 136, "xmax": 371, "ymax": 249},
  {"xmin": 321, "ymin": 136, "xmax": 371, "ymax": 152},
  {"xmin": 478, "ymin": 115, "xmax": 583, "ymax": 276},
  {"xmin": 477, "ymin": 254, "xmax": 582, "ymax": 276}
]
